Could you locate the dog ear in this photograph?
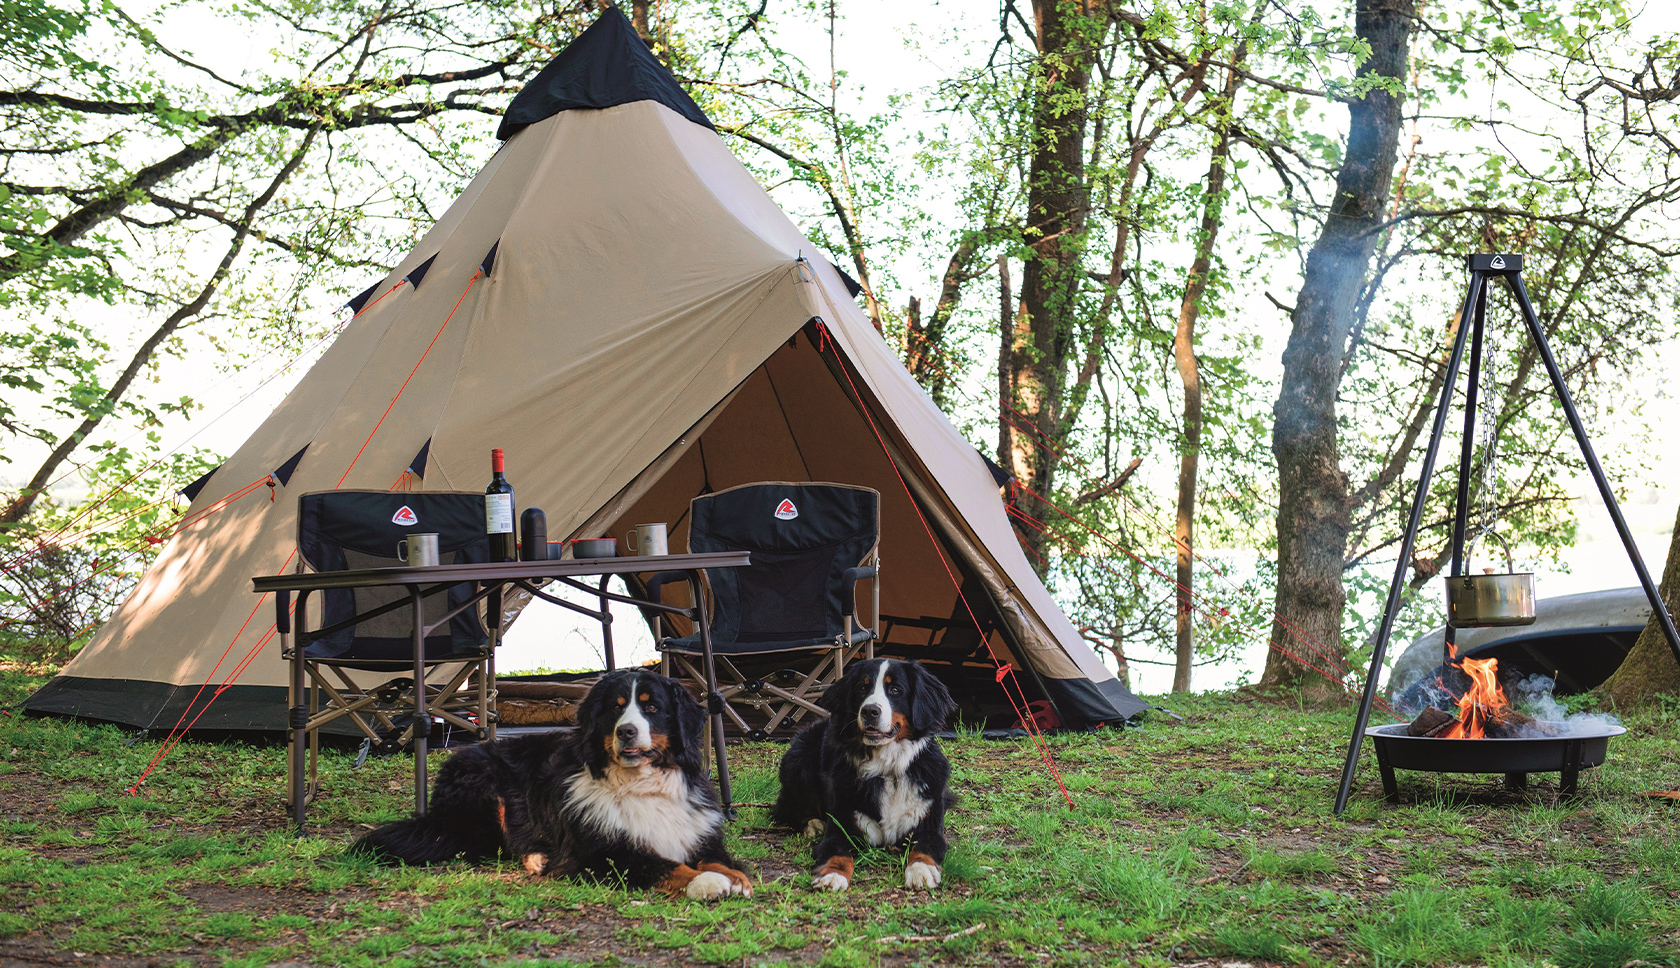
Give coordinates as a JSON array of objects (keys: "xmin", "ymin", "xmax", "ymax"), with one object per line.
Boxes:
[
  {"xmin": 576, "ymin": 672, "xmax": 615, "ymax": 777},
  {"xmin": 671, "ymin": 677, "xmax": 707, "ymax": 776},
  {"xmin": 817, "ymin": 670, "xmax": 856, "ymax": 721},
  {"xmin": 908, "ymin": 662, "xmax": 956, "ymax": 734}
]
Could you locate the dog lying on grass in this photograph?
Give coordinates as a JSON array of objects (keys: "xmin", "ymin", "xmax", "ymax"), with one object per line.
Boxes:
[{"xmin": 350, "ymin": 669, "xmax": 752, "ymax": 901}]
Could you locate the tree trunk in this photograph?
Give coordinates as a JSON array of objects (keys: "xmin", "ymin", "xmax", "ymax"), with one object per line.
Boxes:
[
  {"xmin": 1598, "ymin": 501, "xmax": 1680, "ymax": 707},
  {"xmin": 1172, "ymin": 69, "xmax": 1240, "ymax": 694},
  {"xmin": 1007, "ymin": 0, "xmax": 1099, "ymax": 565},
  {"xmin": 1260, "ymin": 0, "xmax": 1414, "ymax": 700},
  {"xmin": 997, "ymin": 253, "xmax": 1016, "ymax": 478}
]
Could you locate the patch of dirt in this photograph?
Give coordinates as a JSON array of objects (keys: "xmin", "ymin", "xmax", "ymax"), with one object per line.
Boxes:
[{"xmin": 0, "ymin": 939, "xmax": 217, "ymax": 967}]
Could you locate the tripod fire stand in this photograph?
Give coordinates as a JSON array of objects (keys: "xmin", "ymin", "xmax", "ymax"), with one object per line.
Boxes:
[{"xmin": 1332, "ymin": 253, "xmax": 1680, "ymax": 815}]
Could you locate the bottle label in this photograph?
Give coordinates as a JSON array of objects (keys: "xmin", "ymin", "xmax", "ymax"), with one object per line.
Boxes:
[{"xmin": 486, "ymin": 493, "xmax": 514, "ymax": 534}]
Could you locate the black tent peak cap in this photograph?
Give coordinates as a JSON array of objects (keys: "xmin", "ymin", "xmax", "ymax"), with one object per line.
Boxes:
[
  {"xmin": 498, "ymin": 6, "xmax": 713, "ymax": 140},
  {"xmin": 272, "ymin": 444, "xmax": 309, "ymax": 487},
  {"xmin": 180, "ymin": 464, "xmax": 220, "ymax": 502},
  {"xmin": 407, "ymin": 438, "xmax": 431, "ymax": 478}
]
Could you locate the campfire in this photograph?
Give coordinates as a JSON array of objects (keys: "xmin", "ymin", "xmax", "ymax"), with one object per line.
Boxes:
[{"xmin": 1405, "ymin": 655, "xmax": 1556, "ymax": 739}]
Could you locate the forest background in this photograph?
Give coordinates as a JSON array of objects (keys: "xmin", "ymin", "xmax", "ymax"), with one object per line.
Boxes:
[{"xmin": 3, "ymin": 0, "xmax": 1680, "ymax": 702}]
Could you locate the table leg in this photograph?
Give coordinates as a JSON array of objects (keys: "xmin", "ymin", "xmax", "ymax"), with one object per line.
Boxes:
[
  {"xmin": 487, "ymin": 583, "xmax": 501, "ymax": 743},
  {"xmin": 689, "ymin": 570, "xmax": 733, "ymax": 818},
  {"xmin": 291, "ymin": 591, "xmax": 310, "ymax": 833},
  {"xmin": 599, "ymin": 574, "xmax": 616, "ymax": 671},
  {"xmin": 411, "ymin": 586, "xmax": 428, "ymax": 816}
]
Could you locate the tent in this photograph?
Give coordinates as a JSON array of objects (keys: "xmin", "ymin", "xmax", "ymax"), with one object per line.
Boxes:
[{"xmin": 24, "ymin": 8, "xmax": 1148, "ymax": 735}]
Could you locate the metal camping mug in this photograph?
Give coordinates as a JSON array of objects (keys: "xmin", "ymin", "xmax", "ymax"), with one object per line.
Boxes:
[
  {"xmin": 396, "ymin": 533, "xmax": 440, "ymax": 567},
  {"xmin": 628, "ymin": 522, "xmax": 668, "ymax": 556}
]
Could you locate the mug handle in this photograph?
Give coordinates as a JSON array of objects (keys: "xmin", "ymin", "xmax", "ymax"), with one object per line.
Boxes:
[
  {"xmin": 397, "ymin": 538, "xmax": 409, "ymax": 563},
  {"xmin": 627, "ymin": 530, "xmax": 637, "ymax": 553}
]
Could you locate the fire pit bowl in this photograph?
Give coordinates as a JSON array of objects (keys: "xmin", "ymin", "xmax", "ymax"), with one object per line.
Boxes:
[{"xmin": 1364, "ymin": 722, "xmax": 1625, "ymax": 802}]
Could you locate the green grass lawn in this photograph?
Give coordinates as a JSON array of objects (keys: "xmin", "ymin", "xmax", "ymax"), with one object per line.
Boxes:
[{"xmin": 0, "ymin": 667, "xmax": 1676, "ymax": 967}]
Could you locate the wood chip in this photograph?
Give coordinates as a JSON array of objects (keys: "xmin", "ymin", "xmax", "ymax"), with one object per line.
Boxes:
[{"xmin": 877, "ymin": 922, "xmax": 986, "ymax": 944}]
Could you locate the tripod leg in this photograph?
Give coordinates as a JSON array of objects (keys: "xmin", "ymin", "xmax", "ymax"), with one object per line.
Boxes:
[
  {"xmin": 1442, "ymin": 287, "xmax": 1489, "ymax": 667},
  {"xmin": 1505, "ymin": 273, "xmax": 1680, "ymax": 668},
  {"xmin": 1333, "ymin": 271, "xmax": 1485, "ymax": 816}
]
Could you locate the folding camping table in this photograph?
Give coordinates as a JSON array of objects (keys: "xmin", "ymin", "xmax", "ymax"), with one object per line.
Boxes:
[{"xmin": 252, "ymin": 552, "xmax": 750, "ymax": 831}]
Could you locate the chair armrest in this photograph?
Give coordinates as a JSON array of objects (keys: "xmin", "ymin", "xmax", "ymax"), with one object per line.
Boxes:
[
  {"xmin": 841, "ymin": 565, "xmax": 878, "ymax": 619},
  {"xmin": 643, "ymin": 571, "xmax": 689, "ymax": 609},
  {"xmin": 275, "ymin": 589, "xmax": 291, "ymax": 635}
]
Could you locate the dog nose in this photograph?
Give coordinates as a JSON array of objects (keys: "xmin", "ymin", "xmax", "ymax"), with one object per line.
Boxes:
[
  {"xmin": 616, "ymin": 723, "xmax": 640, "ymax": 744},
  {"xmin": 860, "ymin": 703, "xmax": 881, "ymax": 723}
]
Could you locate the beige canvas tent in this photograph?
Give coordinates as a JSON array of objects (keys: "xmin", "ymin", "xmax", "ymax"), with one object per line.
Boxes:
[{"xmin": 25, "ymin": 9, "xmax": 1147, "ymax": 734}]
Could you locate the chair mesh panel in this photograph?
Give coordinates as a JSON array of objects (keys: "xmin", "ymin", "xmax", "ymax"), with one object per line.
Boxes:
[
  {"xmin": 735, "ymin": 547, "xmax": 836, "ymax": 642},
  {"xmin": 678, "ymin": 483, "xmax": 878, "ymax": 652},
  {"xmin": 297, "ymin": 491, "xmax": 490, "ymax": 663}
]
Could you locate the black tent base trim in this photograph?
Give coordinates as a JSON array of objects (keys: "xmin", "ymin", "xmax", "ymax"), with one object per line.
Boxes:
[
  {"xmin": 23, "ymin": 676, "xmax": 360, "ymax": 739},
  {"xmin": 23, "ymin": 666, "xmax": 1148, "ymax": 740}
]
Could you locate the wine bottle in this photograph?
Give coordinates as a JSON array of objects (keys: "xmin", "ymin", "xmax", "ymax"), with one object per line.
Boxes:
[{"xmin": 485, "ymin": 449, "xmax": 516, "ymax": 561}]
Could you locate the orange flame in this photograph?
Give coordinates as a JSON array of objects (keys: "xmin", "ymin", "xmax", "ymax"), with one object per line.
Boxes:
[{"xmin": 1441, "ymin": 657, "xmax": 1508, "ymax": 739}]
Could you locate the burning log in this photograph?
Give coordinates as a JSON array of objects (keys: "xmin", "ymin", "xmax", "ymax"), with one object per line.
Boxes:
[{"xmin": 1407, "ymin": 705, "xmax": 1457, "ymax": 737}]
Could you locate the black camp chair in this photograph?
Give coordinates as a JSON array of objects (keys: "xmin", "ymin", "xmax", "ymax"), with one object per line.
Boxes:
[
  {"xmin": 284, "ymin": 490, "xmax": 497, "ymax": 806},
  {"xmin": 653, "ymin": 482, "xmax": 879, "ymax": 739}
]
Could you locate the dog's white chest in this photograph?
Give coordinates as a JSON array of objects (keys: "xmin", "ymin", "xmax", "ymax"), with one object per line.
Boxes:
[
  {"xmin": 853, "ymin": 738, "xmax": 931, "ymax": 847},
  {"xmin": 565, "ymin": 767, "xmax": 715, "ymax": 863},
  {"xmin": 855, "ymin": 775, "xmax": 930, "ymax": 847}
]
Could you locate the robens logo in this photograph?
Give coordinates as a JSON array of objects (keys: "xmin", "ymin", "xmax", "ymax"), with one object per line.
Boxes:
[
  {"xmin": 392, "ymin": 506, "xmax": 418, "ymax": 526},
  {"xmin": 774, "ymin": 499, "xmax": 799, "ymax": 521}
]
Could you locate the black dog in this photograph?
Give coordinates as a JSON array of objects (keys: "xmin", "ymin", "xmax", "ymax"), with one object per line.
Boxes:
[
  {"xmin": 773, "ymin": 658, "xmax": 956, "ymax": 891},
  {"xmin": 351, "ymin": 669, "xmax": 752, "ymax": 900}
]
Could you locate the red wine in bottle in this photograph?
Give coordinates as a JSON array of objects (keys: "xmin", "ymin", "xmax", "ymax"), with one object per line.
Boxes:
[{"xmin": 485, "ymin": 449, "xmax": 516, "ymax": 561}]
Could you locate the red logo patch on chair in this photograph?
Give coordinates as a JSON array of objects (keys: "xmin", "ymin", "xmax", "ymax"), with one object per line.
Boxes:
[
  {"xmin": 391, "ymin": 506, "xmax": 418, "ymax": 526},
  {"xmin": 773, "ymin": 499, "xmax": 799, "ymax": 520}
]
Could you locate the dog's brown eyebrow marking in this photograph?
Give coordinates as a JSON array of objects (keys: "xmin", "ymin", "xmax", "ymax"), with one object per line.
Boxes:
[
  {"xmin": 638, "ymin": 692, "xmax": 650, "ymax": 703},
  {"xmin": 616, "ymin": 696, "xmax": 628, "ymax": 706},
  {"xmin": 884, "ymin": 674, "xmax": 893, "ymax": 684}
]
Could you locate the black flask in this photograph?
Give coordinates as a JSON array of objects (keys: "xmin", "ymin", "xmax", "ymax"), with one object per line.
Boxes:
[{"xmin": 519, "ymin": 508, "xmax": 547, "ymax": 561}]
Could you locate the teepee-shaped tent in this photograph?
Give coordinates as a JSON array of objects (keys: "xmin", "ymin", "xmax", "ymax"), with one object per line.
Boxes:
[{"xmin": 25, "ymin": 8, "xmax": 1148, "ymax": 734}]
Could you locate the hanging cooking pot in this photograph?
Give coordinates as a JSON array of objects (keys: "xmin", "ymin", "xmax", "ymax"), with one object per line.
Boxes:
[{"xmin": 1445, "ymin": 530, "xmax": 1537, "ymax": 628}]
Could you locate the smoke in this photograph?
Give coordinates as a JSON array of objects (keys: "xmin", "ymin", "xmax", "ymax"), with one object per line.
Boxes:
[{"xmin": 1506, "ymin": 673, "xmax": 1623, "ymax": 738}]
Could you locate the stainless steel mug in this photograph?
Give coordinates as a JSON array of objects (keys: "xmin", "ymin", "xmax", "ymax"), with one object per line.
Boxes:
[
  {"xmin": 627, "ymin": 522, "xmax": 668, "ymax": 556},
  {"xmin": 397, "ymin": 533, "xmax": 440, "ymax": 567}
]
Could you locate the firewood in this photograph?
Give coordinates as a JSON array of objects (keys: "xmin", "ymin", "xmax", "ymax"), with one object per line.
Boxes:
[{"xmin": 1407, "ymin": 705, "xmax": 1456, "ymax": 737}]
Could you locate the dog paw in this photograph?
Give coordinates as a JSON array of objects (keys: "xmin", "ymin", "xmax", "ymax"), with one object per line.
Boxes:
[
  {"xmin": 686, "ymin": 870, "xmax": 734, "ymax": 901},
  {"xmin": 699, "ymin": 863, "xmax": 753, "ymax": 898},
  {"xmin": 812, "ymin": 871, "xmax": 850, "ymax": 892},
  {"xmin": 803, "ymin": 819, "xmax": 824, "ymax": 838},
  {"xmin": 904, "ymin": 861, "xmax": 942, "ymax": 890},
  {"xmin": 521, "ymin": 853, "xmax": 548, "ymax": 876}
]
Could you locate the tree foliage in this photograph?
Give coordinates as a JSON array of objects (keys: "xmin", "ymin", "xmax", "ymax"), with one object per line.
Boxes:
[{"xmin": 4, "ymin": 0, "xmax": 1679, "ymax": 700}]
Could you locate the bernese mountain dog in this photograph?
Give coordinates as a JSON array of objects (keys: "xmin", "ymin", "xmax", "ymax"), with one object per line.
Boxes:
[
  {"xmin": 773, "ymin": 658, "xmax": 957, "ymax": 892},
  {"xmin": 350, "ymin": 669, "xmax": 752, "ymax": 901}
]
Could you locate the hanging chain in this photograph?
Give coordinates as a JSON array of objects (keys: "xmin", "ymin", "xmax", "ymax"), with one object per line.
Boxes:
[{"xmin": 1477, "ymin": 342, "xmax": 1500, "ymax": 540}]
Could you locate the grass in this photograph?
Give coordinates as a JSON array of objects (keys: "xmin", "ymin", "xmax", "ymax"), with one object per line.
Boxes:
[{"xmin": 0, "ymin": 670, "xmax": 1677, "ymax": 967}]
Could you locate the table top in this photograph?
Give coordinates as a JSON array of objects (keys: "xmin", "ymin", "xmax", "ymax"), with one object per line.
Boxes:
[{"xmin": 252, "ymin": 551, "xmax": 750, "ymax": 593}]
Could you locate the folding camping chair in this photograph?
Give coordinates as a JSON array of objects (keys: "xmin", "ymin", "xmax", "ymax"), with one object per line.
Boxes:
[
  {"xmin": 284, "ymin": 490, "xmax": 497, "ymax": 805},
  {"xmin": 652, "ymin": 482, "xmax": 879, "ymax": 739}
]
